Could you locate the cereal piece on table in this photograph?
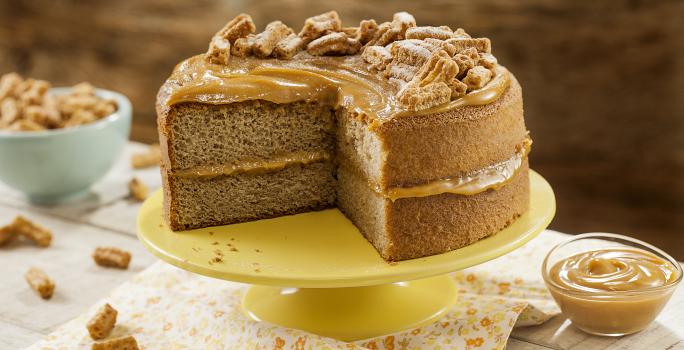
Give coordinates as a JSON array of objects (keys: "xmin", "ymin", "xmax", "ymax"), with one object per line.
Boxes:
[
  {"xmin": 131, "ymin": 144, "xmax": 161, "ymax": 169},
  {"xmin": 128, "ymin": 177, "xmax": 149, "ymax": 201},
  {"xmin": 87, "ymin": 303, "xmax": 118, "ymax": 340},
  {"xmin": 25, "ymin": 267, "xmax": 55, "ymax": 299},
  {"xmin": 0, "ymin": 225, "xmax": 17, "ymax": 245},
  {"xmin": 93, "ymin": 247, "xmax": 131, "ymax": 269},
  {"xmin": 92, "ymin": 335, "xmax": 139, "ymax": 350},
  {"xmin": 11, "ymin": 215, "xmax": 52, "ymax": 247}
]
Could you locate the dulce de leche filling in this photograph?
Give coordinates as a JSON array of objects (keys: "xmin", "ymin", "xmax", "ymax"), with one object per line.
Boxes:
[
  {"xmin": 173, "ymin": 151, "xmax": 331, "ymax": 178},
  {"xmin": 382, "ymin": 138, "xmax": 531, "ymax": 201},
  {"xmin": 173, "ymin": 138, "xmax": 530, "ymax": 199}
]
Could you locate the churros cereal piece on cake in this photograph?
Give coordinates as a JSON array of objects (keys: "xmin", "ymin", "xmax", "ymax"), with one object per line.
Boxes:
[
  {"xmin": 131, "ymin": 144, "xmax": 161, "ymax": 169},
  {"xmin": 128, "ymin": 177, "xmax": 149, "ymax": 201},
  {"xmin": 25, "ymin": 267, "xmax": 55, "ymax": 299},
  {"xmin": 299, "ymin": 11, "xmax": 342, "ymax": 45},
  {"xmin": 87, "ymin": 303, "xmax": 118, "ymax": 340},
  {"xmin": 10, "ymin": 216, "xmax": 52, "ymax": 247},
  {"xmin": 306, "ymin": 32, "xmax": 361, "ymax": 56},
  {"xmin": 253, "ymin": 21, "xmax": 294, "ymax": 58},
  {"xmin": 93, "ymin": 247, "xmax": 131, "ymax": 269},
  {"xmin": 92, "ymin": 335, "xmax": 139, "ymax": 350},
  {"xmin": 273, "ymin": 34, "xmax": 304, "ymax": 59},
  {"xmin": 463, "ymin": 65, "xmax": 493, "ymax": 91}
]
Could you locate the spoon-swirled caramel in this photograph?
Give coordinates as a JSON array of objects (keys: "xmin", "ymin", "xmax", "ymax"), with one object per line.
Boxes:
[{"xmin": 550, "ymin": 248, "xmax": 679, "ymax": 293}]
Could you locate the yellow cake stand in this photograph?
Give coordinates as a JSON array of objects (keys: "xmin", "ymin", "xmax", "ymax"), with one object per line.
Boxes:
[{"xmin": 137, "ymin": 170, "xmax": 555, "ymax": 341}]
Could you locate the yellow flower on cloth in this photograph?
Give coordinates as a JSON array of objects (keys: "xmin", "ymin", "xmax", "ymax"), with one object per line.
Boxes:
[{"xmin": 27, "ymin": 232, "xmax": 567, "ymax": 350}]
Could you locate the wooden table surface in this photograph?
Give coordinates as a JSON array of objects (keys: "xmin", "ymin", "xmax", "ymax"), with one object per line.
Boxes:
[{"xmin": 0, "ymin": 142, "xmax": 682, "ymax": 350}]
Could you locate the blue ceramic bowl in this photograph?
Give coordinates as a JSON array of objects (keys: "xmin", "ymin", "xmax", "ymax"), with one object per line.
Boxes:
[{"xmin": 0, "ymin": 88, "xmax": 132, "ymax": 203}]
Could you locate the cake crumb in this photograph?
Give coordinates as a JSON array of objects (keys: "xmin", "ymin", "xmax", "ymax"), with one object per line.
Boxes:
[
  {"xmin": 91, "ymin": 335, "xmax": 139, "ymax": 350},
  {"xmin": 130, "ymin": 144, "xmax": 161, "ymax": 169},
  {"xmin": 93, "ymin": 247, "xmax": 131, "ymax": 269},
  {"xmin": 25, "ymin": 267, "xmax": 55, "ymax": 299},
  {"xmin": 128, "ymin": 177, "xmax": 148, "ymax": 201},
  {"xmin": 86, "ymin": 303, "xmax": 118, "ymax": 340}
]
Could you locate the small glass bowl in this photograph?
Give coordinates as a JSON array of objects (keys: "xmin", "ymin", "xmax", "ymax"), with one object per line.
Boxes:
[{"xmin": 542, "ymin": 233, "xmax": 682, "ymax": 336}]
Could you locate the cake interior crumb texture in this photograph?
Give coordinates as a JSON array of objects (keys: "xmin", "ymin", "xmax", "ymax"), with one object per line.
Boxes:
[{"xmin": 159, "ymin": 80, "xmax": 529, "ymax": 261}]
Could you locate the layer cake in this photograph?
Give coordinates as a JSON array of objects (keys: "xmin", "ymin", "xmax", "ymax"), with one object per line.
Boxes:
[{"xmin": 157, "ymin": 11, "xmax": 531, "ymax": 261}]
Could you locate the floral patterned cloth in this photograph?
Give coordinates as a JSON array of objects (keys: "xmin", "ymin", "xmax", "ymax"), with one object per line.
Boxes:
[{"xmin": 27, "ymin": 230, "xmax": 570, "ymax": 350}]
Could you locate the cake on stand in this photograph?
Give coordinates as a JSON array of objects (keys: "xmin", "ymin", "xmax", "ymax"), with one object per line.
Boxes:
[{"xmin": 137, "ymin": 170, "xmax": 555, "ymax": 341}]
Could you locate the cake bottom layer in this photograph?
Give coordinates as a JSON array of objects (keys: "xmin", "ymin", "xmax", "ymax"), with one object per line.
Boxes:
[
  {"xmin": 337, "ymin": 159, "xmax": 530, "ymax": 261},
  {"xmin": 162, "ymin": 162, "xmax": 336, "ymax": 230}
]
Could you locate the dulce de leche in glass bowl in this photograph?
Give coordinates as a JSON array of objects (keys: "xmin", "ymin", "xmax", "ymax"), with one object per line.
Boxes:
[{"xmin": 542, "ymin": 233, "xmax": 681, "ymax": 336}]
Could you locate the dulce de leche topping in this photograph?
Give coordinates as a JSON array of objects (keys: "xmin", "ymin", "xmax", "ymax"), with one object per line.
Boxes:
[
  {"xmin": 550, "ymin": 248, "xmax": 679, "ymax": 293},
  {"xmin": 158, "ymin": 55, "xmax": 510, "ymax": 127}
]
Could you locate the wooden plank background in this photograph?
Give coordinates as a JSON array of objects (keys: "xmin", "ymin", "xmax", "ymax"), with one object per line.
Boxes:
[{"xmin": 0, "ymin": 0, "xmax": 682, "ymax": 258}]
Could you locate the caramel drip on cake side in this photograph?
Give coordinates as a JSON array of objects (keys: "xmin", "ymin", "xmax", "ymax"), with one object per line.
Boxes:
[
  {"xmin": 173, "ymin": 151, "xmax": 331, "ymax": 179},
  {"xmin": 381, "ymin": 138, "xmax": 532, "ymax": 201},
  {"xmin": 159, "ymin": 55, "xmax": 510, "ymax": 124}
]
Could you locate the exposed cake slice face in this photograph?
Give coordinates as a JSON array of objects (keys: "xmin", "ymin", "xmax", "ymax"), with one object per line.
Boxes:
[
  {"xmin": 334, "ymin": 75, "xmax": 529, "ymax": 260},
  {"xmin": 159, "ymin": 101, "xmax": 337, "ymax": 230},
  {"xmin": 156, "ymin": 11, "xmax": 534, "ymax": 260}
]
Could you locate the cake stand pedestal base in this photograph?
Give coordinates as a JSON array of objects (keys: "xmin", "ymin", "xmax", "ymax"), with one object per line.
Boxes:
[{"xmin": 243, "ymin": 274, "xmax": 457, "ymax": 341}]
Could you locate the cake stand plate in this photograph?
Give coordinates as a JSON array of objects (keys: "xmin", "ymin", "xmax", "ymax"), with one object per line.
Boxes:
[{"xmin": 137, "ymin": 170, "xmax": 555, "ymax": 341}]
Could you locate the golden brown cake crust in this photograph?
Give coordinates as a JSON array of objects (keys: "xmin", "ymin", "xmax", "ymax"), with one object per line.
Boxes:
[
  {"xmin": 385, "ymin": 161, "xmax": 530, "ymax": 261},
  {"xmin": 377, "ymin": 75, "xmax": 526, "ymax": 188}
]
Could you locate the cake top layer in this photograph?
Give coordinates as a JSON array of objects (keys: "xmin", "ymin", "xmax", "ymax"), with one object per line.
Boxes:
[{"xmin": 158, "ymin": 11, "xmax": 510, "ymax": 125}]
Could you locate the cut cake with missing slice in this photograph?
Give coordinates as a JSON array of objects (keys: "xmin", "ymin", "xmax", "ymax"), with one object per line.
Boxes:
[{"xmin": 157, "ymin": 11, "xmax": 532, "ymax": 261}]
